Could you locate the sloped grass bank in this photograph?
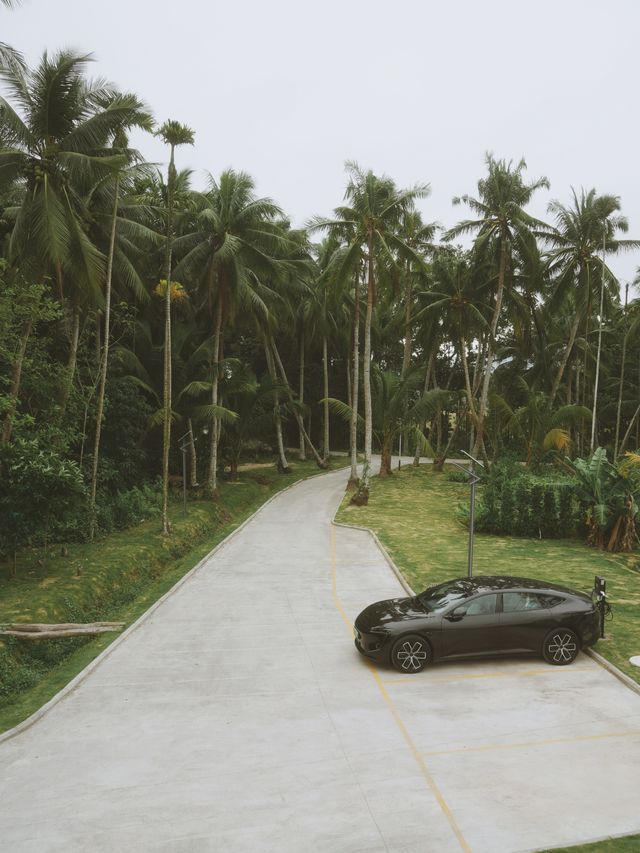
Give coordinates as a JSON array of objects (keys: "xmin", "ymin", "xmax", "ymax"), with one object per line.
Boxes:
[
  {"xmin": 336, "ymin": 465, "xmax": 640, "ymax": 684},
  {"xmin": 542, "ymin": 835, "xmax": 640, "ymax": 852},
  {"xmin": 0, "ymin": 460, "xmax": 331, "ymax": 734}
]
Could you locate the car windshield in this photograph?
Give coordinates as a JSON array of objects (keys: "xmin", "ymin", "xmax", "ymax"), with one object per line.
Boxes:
[{"xmin": 417, "ymin": 580, "xmax": 475, "ymax": 612}]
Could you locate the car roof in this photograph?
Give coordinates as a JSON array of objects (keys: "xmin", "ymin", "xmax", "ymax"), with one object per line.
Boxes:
[{"xmin": 447, "ymin": 575, "xmax": 589, "ymax": 600}]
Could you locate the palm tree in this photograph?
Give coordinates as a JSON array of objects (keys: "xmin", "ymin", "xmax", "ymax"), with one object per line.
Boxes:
[
  {"xmin": 445, "ymin": 155, "xmax": 549, "ymax": 459},
  {"xmin": 326, "ymin": 367, "xmax": 444, "ymax": 476},
  {"xmin": 88, "ymin": 123, "xmax": 157, "ymax": 540},
  {"xmin": 397, "ymin": 209, "xmax": 438, "ymax": 377},
  {"xmin": 309, "ymin": 162, "xmax": 429, "ymax": 498},
  {"xmin": 614, "ymin": 290, "xmax": 640, "ymax": 459},
  {"xmin": 0, "ymin": 51, "xmax": 148, "ymax": 416},
  {"xmin": 173, "ymin": 169, "xmax": 288, "ymax": 495},
  {"xmin": 420, "ymin": 250, "xmax": 490, "ymax": 443},
  {"xmin": 218, "ymin": 362, "xmax": 284, "ymax": 480},
  {"xmin": 156, "ymin": 119, "xmax": 194, "ymax": 533},
  {"xmin": 499, "ymin": 377, "xmax": 590, "ymax": 468},
  {"xmin": 0, "ymin": 0, "xmax": 24, "ymax": 74},
  {"xmin": 543, "ymin": 190, "xmax": 640, "ymax": 407}
]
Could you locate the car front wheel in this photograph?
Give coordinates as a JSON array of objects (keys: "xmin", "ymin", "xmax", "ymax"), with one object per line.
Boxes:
[
  {"xmin": 390, "ymin": 634, "xmax": 432, "ymax": 673},
  {"xmin": 543, "ymin": 628, "xmax": 579, "ymax": 665}
]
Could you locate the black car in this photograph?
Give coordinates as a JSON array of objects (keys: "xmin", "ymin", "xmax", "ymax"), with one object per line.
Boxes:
[{"xmin": 354, "ymin": 576, "xmax": 602, "ymax": 673}]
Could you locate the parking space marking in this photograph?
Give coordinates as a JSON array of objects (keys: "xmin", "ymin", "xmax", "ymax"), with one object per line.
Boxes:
[
  {"xmin": 422, "ymin": 729, "xmax": 640, "ymax": 758},
  {"xmin": 330, "ymin": 525, "xmax": 471, "ymax": 853},
  {"xmin": 382, "ymin": 665, "xmax": 593, "ymax": 686}
]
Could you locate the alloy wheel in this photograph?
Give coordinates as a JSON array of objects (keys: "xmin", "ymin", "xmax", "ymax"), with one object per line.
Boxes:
[
  {"xmin": 391, "ymin": 635, "xmax": 431, "ymax": 673},
  {"xmin": 544, "ymin": 630, "xmax": 579, "ymax": 665}
]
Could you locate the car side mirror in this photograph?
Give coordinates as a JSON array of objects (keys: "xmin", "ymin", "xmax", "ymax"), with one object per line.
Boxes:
[{"xmin": 445, "ymin": 612, "xmax": 464, "ymax": 622}]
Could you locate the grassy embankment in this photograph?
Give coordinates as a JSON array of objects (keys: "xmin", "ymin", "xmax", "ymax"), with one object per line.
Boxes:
[
  {"xmin": 336, "ymin": 464, "xmax": 640, "ymax": 684},
  {"xmin": 542, "ymin": 836, "xmax": 640, "ymax": 852},
  {"xmin": 0, "ymin": 459, "xmax": 335, "ymax": 734}
]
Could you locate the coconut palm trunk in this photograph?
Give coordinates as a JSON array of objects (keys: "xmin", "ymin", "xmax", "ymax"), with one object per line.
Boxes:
[
  {"xmin": 89, "ymin": 174, "xmax": 120, "ymax": 540},
  {"xmin": 161, "ymin": 148, "xmax": 176, "ymax": 534},
  {"xmin": 157, "ymin": 121, "xmax": 194, "ymax": 535},
  {"xmin": 472, "ymin": 237, "xmax": 507, "ymax": 458},
  {"xmin": 1, "ymin": 315, "xmax": 33, "ymax": 445},
  {"xmin": 322, "ymin": 335, "xmax": 330, "ymax": 462},
  {"xmin": 269, "ymin": 336, "xmax": 327, "ymax": 468},
  {"xmin": 590, "ymin": 254, "xmax": 607, "ymax": 452},
  {"xmin": 550, "ymin": 312, "xmax": 581, "ymax": 403},
  {"xmin": 413, "ymin": 347, "xmax": 436, "ymax": 466},
  {"xmin": 206, "ymin": 297, "xmax": 223, "ymax": 496},
  {"xmin": 298, "ymin": 329, "xmax": 306, "ymax": 460},
  {"xmin": 348, "ymin": 269, "xmax": 361, "ymax": 487},
  {"xmin": 362, "ymin": 239, "xmax": 374, "ymax": 491},
  {"xmin": 402, "ymin": 272, "xmax": 413, "ymax": 377},
  {"xmin": 619, "ymin": 400, "xmax": 640, "ymax": 456},
  {"xmin": 614, "ymin": 324, "xmax": 630, "ymax": 460},
  {"xmin": 264, "ymin": 338, "xmax": 290, "ymax": 472},
  {"xmin": 59, "ymin": 303, "xmax": 81, "ymax": 418},
  {"xmin": 379, "ymin": 433, "xmax": 393, "ymax": 477}
]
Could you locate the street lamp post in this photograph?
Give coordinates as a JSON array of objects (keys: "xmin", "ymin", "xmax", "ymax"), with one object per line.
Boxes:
[
  {"xmin": 450, "ymin": 450, "xmax": 484, "ymax": 578},
  {"xmin": 178, "ymin": 431, "xmax": 191, "ymax": 516}
]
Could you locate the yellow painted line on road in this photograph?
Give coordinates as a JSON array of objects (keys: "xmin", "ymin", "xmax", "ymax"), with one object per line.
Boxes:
[
  {"xmin": 423, "ymin": 729, "xmax": 640, "ymax": 758},
  {"xmin": 330, "ymin": 525, "xmax": 471, "ymax": 853},
  {"xmin": 382, "ymin": 666, "xmax": 593, "ymax": 686}
]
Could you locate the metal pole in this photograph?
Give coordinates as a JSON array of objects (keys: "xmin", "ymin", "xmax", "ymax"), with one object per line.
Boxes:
[
  {"xmin": 182, "ymin": 445, "xmax": 187, "ymax": 516},
  {"xmin": 468, "ymin": 460, "xmax": 475, "ymax": 578},
  {"xmin": 590, "ymin": 232, "xmax": 606, "ymax": 452},
  {"xmin": 177, "ymin": 430, "xmax": 191, "ymax": 518},
  {"xmin": 458, "ymin": 450, "xmax": 483, "ymax": 579},
  {"xmin": 398, "ymin": 433, "xmax": 402, "ymax": 470}
]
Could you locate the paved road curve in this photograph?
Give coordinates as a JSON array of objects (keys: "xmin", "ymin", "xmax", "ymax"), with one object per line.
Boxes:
[{"xmin": 1, "ymin": 467, "xmax": 640, "ymax": 852}]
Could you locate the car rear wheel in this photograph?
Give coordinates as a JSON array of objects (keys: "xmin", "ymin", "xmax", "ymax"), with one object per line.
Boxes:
[
  {"xmin": 390, "ymin": 634, "xmax": 432, "ymax": 673},
  {"xmin": 543, "ymin": 628, "xmax": 579, "ymax": 665}
]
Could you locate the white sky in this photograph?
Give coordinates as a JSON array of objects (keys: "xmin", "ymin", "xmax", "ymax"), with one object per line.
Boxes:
[{"xmin": 3, "ymin": 0, "xmax": 640, "ymax": 294}]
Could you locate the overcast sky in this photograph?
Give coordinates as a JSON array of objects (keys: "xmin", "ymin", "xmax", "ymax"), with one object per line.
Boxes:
[{"xmin": 3, "ymin": 0, "xmax": 640, "ymax": 292}]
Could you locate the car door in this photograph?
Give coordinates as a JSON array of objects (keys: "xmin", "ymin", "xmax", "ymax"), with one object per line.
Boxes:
[
  {"xmin": 441, "ymin": 593, "xmax": 500, "ymax": 658},
  {"xmin": 497, "ymin": 592, "xmax": 557, "ymax": 652}
]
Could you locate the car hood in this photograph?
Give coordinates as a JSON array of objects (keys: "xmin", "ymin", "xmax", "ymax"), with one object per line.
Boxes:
[{"xmin": 355, "ymin": 596, "xmax": 427, "ymax": 631}]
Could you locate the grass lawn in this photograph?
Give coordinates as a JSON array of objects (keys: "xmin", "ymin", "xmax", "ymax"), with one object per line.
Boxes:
[
  {"xmin": 0, "ymin": 458, "xmax": 336, "ymax": 734},
  {"xmin": 542, "ymin": 836, "xmax": 640, "ymax": 852},
  {"xmin": 336, "ymin": 464, "xmax": 640, "ymax": 684}
]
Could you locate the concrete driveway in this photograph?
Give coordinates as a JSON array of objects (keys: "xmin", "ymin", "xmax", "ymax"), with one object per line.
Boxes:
[{"xmin": 1, "ymin": 467, "xmax": 639, "ymax": 852}]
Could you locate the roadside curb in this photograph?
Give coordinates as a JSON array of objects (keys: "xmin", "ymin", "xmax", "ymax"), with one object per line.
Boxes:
[
  {"xmin": 0, "ymin": 465, "xmax": 346, "ymax": 745},
  {"xmin": 332, "ymin": 518, "xmax": 416, "ymax": 597},
  {"xmin": 584, "ymin": 648, "xmax": 640, "ymax": 697},
  {"xmin": 332, "ymin": 510, "xmax": 640, "ymax": 700}
]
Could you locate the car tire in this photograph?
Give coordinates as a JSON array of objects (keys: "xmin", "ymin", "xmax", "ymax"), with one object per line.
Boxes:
[
  {"xmin": 542, "ymin": 628, "xmax": 580, "ymax": 665},
  {"xmin": 390, "ymin": 634, "xmax": 432, "ymax": 673}
]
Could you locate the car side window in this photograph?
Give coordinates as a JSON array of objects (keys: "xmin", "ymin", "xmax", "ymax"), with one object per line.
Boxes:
[
  {"xmin": 503, "ymin": 592, "xmax": 550, "ymax": 612},
  {"xmin": 454, "ymin": 594, "xmax": 497, "ymax": 617}
]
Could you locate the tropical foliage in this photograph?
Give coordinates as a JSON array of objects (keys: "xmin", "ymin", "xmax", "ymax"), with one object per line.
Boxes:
[{"xmin": 1, "ymin": 39, "xmax": 639, "ymax": 560}]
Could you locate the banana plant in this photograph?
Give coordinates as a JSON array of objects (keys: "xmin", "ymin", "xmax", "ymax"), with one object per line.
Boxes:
[{"xmin": 565, "ymin": 447, "xmax": 639, "ymax": 551}]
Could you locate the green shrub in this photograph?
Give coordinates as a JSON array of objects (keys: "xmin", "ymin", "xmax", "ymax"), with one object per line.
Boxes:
[
  {"xmin": 558, "ymin": 485, "xmax": 576, "ymax": 536},
  {"xmin": 541, "ymin": 489, "xmax": 558, "ymax": 538},
  {"xmin": 528, "ymin": 484, "xmax": 545, "ymax": 537},
  {"xmin": 473, "ymin": 460, "xmax": 579, "ymax": 540},
  {"xmin": 447, "ymin": 470, "xmax": 470, "ymax": 483},
  {"xmin": 499, "ymin": 483, "xmax": 516, "ymax": 534},
  {"xmin": 513, "ymin": 481, "xmax": 530, "ymax": 536}
]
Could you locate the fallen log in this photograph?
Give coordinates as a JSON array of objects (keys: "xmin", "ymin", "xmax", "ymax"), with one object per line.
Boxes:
[{"xmin": 0, "ymin": 622, "xmax": 125, "ymax": 639}]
